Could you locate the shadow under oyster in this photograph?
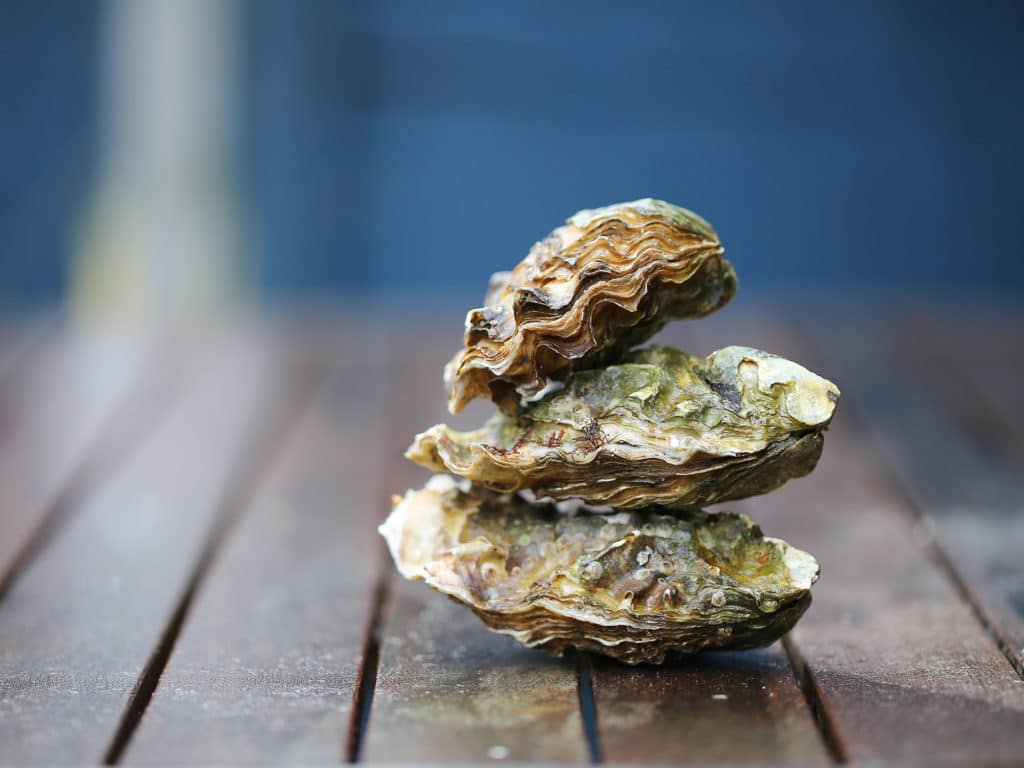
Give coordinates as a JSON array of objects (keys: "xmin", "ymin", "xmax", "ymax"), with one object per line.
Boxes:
[
  {"xmin": 380, "ymin": 476, "xmax": 819, "ymax": 665},
  {"xmin": 444, "ymin": 199, "xmax": 737, "ymax": 415},
  {"xmin": 411, "ymin": 345, "xmax": 840, "ymax": 509}
]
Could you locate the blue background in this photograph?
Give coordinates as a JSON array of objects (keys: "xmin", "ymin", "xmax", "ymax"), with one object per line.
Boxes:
[{"xmin": 4, "ymin": 1, "xmax": 1023, "ymax": 305}]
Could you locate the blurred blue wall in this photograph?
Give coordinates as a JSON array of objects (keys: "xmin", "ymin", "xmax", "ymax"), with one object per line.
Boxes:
[
  {"xmin": 245, "ymin": 0, "xmax": 1024, "ymax": 302},
  {"xmin": 3, "ymin": 1, "xmax": 1023, "ymax": 305},
  {"xmin": 0, "ymin": 1, "xmax": 99, "ymax": 305}
]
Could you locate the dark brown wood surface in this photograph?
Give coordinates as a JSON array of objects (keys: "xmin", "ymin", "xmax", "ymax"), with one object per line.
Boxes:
[
  {"xmin": 589, "ymin": 325, "xmax": 830, "ymax": 765},
  {"xmin": 0, "ymin": 330, "xmax": 299, "ymax": 763},
  {"xmin": 366, "ymin": 579, "xmax": 589, "ymax": 764},
  {"xmin": 885, "ymin": 314, "xmax": 1024, "ymax": 675},
  {"xmin": 684, "ymin": 315, "xmax": 1024, "ymax": 764},
  {"xmin": 0, "ymin": 329, "xmax": 157, "ymax": 598},
  {"xmin": 805, "ymin": 313, "xmax": 1024, "ymax": 679},
  {"xmin": 592, "ymin": 646, "xmax": 830, "ymax": 765},
  {"xmin": 124, "ymin": 328, "xmax": 373, "ymax": 763},
  {"xmin": 0, "ymin": 309, "xmax": 1020, "ymax": 766},
  {"xmin": 362, "ymin": 321, "xmax": 590, "ymax": 764}
]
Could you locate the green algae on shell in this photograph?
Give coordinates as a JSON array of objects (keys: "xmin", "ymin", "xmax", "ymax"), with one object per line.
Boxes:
[
  {"xmin": 411, "ymin": 345, "xmax": 840, "ymax": 509},
  {"xmin": 444, "ymin": 199, "xmax": 737, "ymax": 415},
  {"xmin": 380, "ymin": 475, "xmax": 818, "ymax": 665}
]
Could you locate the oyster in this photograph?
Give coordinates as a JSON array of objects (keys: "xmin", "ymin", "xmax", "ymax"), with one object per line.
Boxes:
[
  {"xmin": 383, "ymin": 197, "xmax": 835, "ymax": 664},
  {"xmin": 444, "ymin": 199, "xmax": 736, "ymax": 414},
  {"xmin": 380, "ymin": 475, "xmax": 818, "ymax": 665},
  {"xmin": 410, "ymin": 345, "xmax": 840, "ymax": 509}
]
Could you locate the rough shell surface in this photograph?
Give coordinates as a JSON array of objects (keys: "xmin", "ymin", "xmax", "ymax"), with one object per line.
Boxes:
[
  {"xmin": 444, "ymin": 199, "xmax": 737, "ymax": 415},
  {"xmin": 410, "ymin": 345, "xmax": 840, "ymax": 509},
  {"xmin": 380, "ymin": 475, "xmax": 819, "ymax": 664}
]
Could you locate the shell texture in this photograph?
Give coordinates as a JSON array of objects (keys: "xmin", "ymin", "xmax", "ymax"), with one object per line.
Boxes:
[
  {"xmin": 380, "ymin": 476, "xmax": 818, "ymax": 665},
  {"xmin": 411, "ymin": 345, "xmax": 840, "ymax": 509},
  {"xmin": 444, "ymin": 199, "xmax": 737, "ymax": 415},
  {"xmin": 382, "ymin": 198, "xmax": 835, "ymax": 664}
]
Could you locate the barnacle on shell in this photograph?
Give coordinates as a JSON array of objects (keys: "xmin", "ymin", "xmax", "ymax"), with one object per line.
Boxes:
[
  {"xmin": 444, "ymin": 199, "xmax": 737, "ymax": 415},
  {"xmin": 410, "ymin": 345, "xmax": 840, "ymax": 509},
  {"xmin": 380, "ymin": 475, "xmax": 818, "ymax": 665}
]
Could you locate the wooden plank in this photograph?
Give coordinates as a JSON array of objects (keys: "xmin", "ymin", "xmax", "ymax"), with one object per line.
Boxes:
[
  {"xmin": 589, "ymin": 323, "xmax": 830, "ymax": 765},
  {"xmin": 123, "ymin": 322, "xmax": 383, "ymax": 763},
  {"xmin": 0, "ymin": 326, "xmax": 310, "ymax": 763},
  {"xmin": 363, "ymin": 316, "xmax": 590, "ymax": 763},
  {"xmin": 913, "ymin": 313, "xmax": 1024, "ymax": 472},
  {"xmin": 814, "ymin": 312, "xmax": 1024, "ymax": 676},
  {"xmin": 367, "ymin": 582, "xmax": 588, "ymax": 764},
  {"xmin": 592, "ymin": 647, "xmax": 829, "ymax": 764},
  {"xmin": 0, "ymin": 327, "xmax": 159, "ymax": 597},
  {"xmin": 0, "ymin": 315, "xmax": 52, "ymax": 387},
  {"xmin": 679, "ymin": 311, "xmax": 1024, "ymax": 764}
]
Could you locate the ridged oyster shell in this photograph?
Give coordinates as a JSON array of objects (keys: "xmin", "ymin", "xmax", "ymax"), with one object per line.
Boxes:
[
  {"xmin": 444, "ymin": 199, "xmax": 737, "ymax": 415},
  {"xmin": 410, "ymin": 345, "xmax": 840, "ymax": 509},
  {"xmin": 380, "ymin": 475, "xmax": 818, "ymax": 664}
]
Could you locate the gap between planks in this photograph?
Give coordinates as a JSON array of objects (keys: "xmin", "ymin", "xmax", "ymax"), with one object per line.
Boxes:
[
  {"xmin": 346, "ymin": 572, "xmax": 391, "ymax": 762},
  {"xmin": 101, "ymin": 348, "xmax": 327, "ymax": 764},
  {"xmin": 575, "ymin": 652, "xmax": 602, "ymax": 764},
  {"xmin": 349, "ymin": 319, "xmax": 844, "ymax": 766},
  {"xmin": 901, "ymin": 317, "xmax": 1024, "ymax": 680},
  {"xmin": 0, "ymin": 341, "xmax": 186, "ymax": 603},
  {"xmin": 794, "ymin": 319, "xmax": 1024, "ymax": 682},
  {"xmin": 781, "ymin": 634, "xmax": 848, "ymax": 763}
]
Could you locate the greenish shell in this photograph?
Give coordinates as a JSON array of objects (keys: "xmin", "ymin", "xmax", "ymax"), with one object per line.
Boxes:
[
  {"xmin": 411, "ymin": 345, "xmax": 840, "ymax": 509},
  {"xmin": 444, "ymin": 199, "xmax": 736, "ymax": 415},
  {"xmin": 380, "ymin": 475, "xmax": 818, "ymax": 664}
]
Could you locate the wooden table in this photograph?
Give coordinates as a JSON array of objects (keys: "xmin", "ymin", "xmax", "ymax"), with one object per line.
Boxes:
[{"xmin": 0, "ymin": 305, "xmax": 1021, "ymax": 765}]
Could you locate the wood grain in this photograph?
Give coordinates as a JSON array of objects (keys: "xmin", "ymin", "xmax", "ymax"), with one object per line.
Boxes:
[
  {"xmin": 362, "ymin": 319, "xmax": 590, "ymax": 763},
  {"xmin": 592, "ymin": 646, "xmax": 829, "ymax": 764},
  {"xmin": 887, "ymin": 313, "xmax": 1024, "ymax": 674},
  {"xmin": 0, "ymin": 328, "xmax": 302, "ymax": 763},
  {"xmin": 588, "ymin": 324, "xmax": 829, "ymax": 765},
  {"xmin": 911, "ymin": 313, "xmax": 1024, "ymax": 472},
  {"xmin": 1, "ymin": 309, "xmax": 1021, "ymax": 765},
  {"xmin": 680, "ymin": 312, "xmax": 1024, "ymax": 764},
  {"xmin": 0, "ymin": 329, "xmax": 155, "ymax": 595},
  {"xmin": 810, "ymin": 312, "xmax": 1024, "ymax": 677},
  {"xmin": 365, "ymin": 579, "xmax": 588, "ymax": 763},
  {"xmin": 123, "ymin": 324, "xmax": 383, "ymax": 763}
]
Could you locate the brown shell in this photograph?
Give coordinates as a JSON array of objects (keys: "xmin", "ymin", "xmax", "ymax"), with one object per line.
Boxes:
[
  {"xmin": 412, "ymin": 345, "xmax": 840, "ymax": 509},
  {"xmin": 380, "ymin": 476, "xmax": 818, "ymax": 664},
  {"xmin": 444, "ymin": 199, "xmax": 736, "ymax": 414}
]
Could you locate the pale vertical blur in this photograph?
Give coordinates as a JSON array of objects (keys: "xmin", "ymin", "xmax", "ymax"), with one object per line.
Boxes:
[{"xmin": 73, "ymin": 0, "xmax": 246, "ymax": 326}]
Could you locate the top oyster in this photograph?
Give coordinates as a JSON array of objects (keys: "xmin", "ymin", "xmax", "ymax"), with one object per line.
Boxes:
[
  {"xmin": 380, "ymin": 475, "xmax": 818, "ymax": 665},
  {"xmin": 410, "ymin": 345, "xmax": 840, "ymax": 509},
  {"xmin": 444, "ymin": 199, "xmax": 736, "ymax": 414}
]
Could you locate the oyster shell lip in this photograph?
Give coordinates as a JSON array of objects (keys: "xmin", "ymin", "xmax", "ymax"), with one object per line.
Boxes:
[
  {"xmin": 412, "ymin": 344, "xmax": 840, "ymax": 509},
  {"xmin": 479, "ymin": 591, "xmax": 814, "ymax": 665},
  {"xmin": 407, "ymin": 424, "xmax": 824, "ymax": 487},
  {"xmin": 386, "ymin": 197, "xmax": 840, "ymax": 663},
  {"xmin": 770, "ymin": 535, "xmax": 821, "ymax": 591},
  {"xmin": 546, "ymin": 593, "xmax": 813, "ymax": 665},
  {"xmin": 378, "ymin": 474, "xmax": 466, "ymax": 581},
  {"xmin": 443, "ymin": 199, "xmax": 737, "ymax": 414},
  {"xmin": 706, "ymin": 345, "xmax": 841, "ymax": 429},
  {"xmin": 568, "ymin": 197, "xmax": 719, "ymax": 241},
  {"xmin": 380, "ymin": 476, "xmax": 820, "ymax": 664}
]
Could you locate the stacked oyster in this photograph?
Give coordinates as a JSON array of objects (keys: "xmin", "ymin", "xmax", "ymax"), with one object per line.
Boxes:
[{"xmin": 380, "ymin": 198, "xmax": 839, "ymax": 664}]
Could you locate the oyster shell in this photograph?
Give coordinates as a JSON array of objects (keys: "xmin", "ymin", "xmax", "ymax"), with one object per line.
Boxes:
[
  {"xmin": 444, "ymin": 199, "xmax": 736, "ymax": 414},
  {"xmin": 380, "ymin": 475, "xmax": 818, "ymax": 665},
  {"xmin": 410, "ymin": 345, "xmax": 840, "ymax": 509}
]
